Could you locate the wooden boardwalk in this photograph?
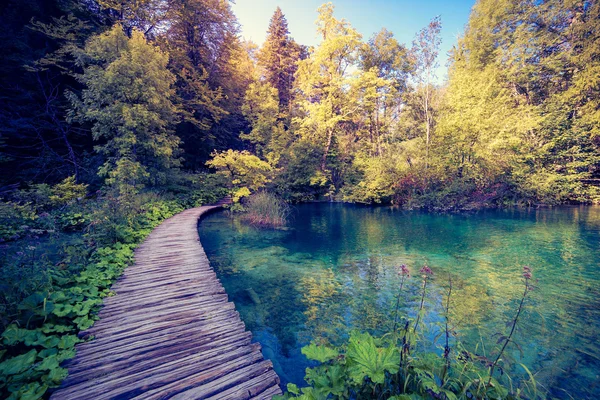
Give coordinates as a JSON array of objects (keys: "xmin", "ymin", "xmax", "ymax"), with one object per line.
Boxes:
[{"xmin": 51, "ymin": 204, "xmax": 282, "ymax": 400}]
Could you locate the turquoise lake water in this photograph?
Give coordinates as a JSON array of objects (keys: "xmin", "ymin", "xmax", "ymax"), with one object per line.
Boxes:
[{"xmin": 198, "ymin": 203, "xmax": 600, "ymax": 399}]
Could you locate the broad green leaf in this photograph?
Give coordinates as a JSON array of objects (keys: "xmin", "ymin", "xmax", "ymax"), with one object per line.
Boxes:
[
  {"xmin": 2, "ymin": 325, "xmax": 38, "ymax": 346},
  {"xmin": 35, "ymin": 355, "xmax": 60, "ymax": 371},
  {"xmin": 49, "ymin": 291, "xmax": 67, "ymax": 303},
  {"xmin": 305, "ymin": 367, "xmax": 330, "ymax": 389},
  {"xmin": 74, "ymin": 316, "xmax": 95, "ymax": 330},
  {"xmin": 47, "ymin": 366, "xmax": 68, "ymax": 383},
  {"xmin": 52, "ymin": 303, "xmax": 74, "ymax": 317},
  {"xmin": 0, "ymin": 349, "xmax": 37, "ymax": 375},
  {"xmin": 38, "ymin": 348, "xmax": 58, "ymax": 358},
  {"xmin": 298, "ymin": 386, "xmax": 329, "ymax": 400},
  {"xmin": 57, "ymin": 349, "xmax": 76, "ymax": 362},
  {"xmin": 7, "ymin": 381, "xmax": 47, "ymax": 400},
  {"xmin": 301, "ymin": 343, "xmax": 339, "ymax": 363},
  {"xmin": 17, "ymin": 293, "xmax": 46, "ymax": 311},
  {"xmin": 41, "ymin": 324, "xmax": 73, "ymax": 334},
  {"xmin": 346, "ymin": 332, "xmax": 400, "ymax": 384},
  {"xmin": 287, "ymin": 383, "xmax": 300, "ymax": 395},
  {"xmin": 57, "ymin": 335, "xmax": 79, "ymax": 350},
  {"xmin": 36, "ymin": 335, "xmax": 61, "ymax": 349},
  {"xmin": 1, "ymin": 327, "xmax": 59, "ymax": 349},
  {"xmin": 324, "ymin": 364, "xmax": 346, "ymax": 396}
]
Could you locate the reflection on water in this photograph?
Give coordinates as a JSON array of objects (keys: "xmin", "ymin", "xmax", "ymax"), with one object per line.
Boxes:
[{"xmin": 199, "ymin": 204, "xmax": 600, "ymax": 399}]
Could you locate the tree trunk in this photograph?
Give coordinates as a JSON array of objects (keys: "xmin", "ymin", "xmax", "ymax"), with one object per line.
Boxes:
[{"xmin": 321, "ymin": 128, "xmax": 333, "ymax": 171}]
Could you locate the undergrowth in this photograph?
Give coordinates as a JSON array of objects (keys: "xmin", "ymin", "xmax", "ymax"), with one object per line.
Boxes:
[{"xmin": 0, "ymin": 173, "xmax": 226, "ymax": 399}]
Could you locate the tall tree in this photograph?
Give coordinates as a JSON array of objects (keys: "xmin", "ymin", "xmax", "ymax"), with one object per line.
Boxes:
[
  {"xmin": 411, "ymin": 16, "xmax": 442, "ymax": 168},
  {"xmin": 358, "ymin": 28, "xmax": 413, "ymax": 156},
  {"xmin": 0, "ymin": 0, "xmax": 103, "ymax": 185},
  {"xmin": 441, "ymin": 0, "xmax": 600, "ymax": 204},
  {"xmin": 258, "ymin": 7, "xmax": 303, "ymax": 113},
  {"xmin": 96, "ymin": 0, "xmax": 166, "ymax": 36},
  {"xmin": 158, "ymin": 0, "xmax": 251, "ymax": 167},
  {"xmin": 69, "ymin": 25, "xmax": 181, "ymax": 193},
  {"xmin": 295, "ymin": 3, "xmax": 362, "ymax": 176}
]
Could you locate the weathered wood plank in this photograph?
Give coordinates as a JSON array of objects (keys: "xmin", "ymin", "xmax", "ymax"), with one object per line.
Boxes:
[
  {"xmin": 50, "ymin": 204, "xmax": 282, "ymax": 399},
  {"xmin": 62, "ymin": 331, "xmax": 253, "ymax": 387},
  {"xmin": 57, "ymin": 343, "xmax": 264, "ymax": 399}
]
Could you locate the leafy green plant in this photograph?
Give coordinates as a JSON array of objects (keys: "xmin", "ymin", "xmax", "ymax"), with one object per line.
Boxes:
[
  {"xmin": 0, "ymin": 202, "xmax": 37, "ymax": 241},
  {"xmin": 0, "ymin": 182, "xmax": 222, "ymax": 399},
  {"xmin": 276, "ymin": 266, "xmax": 541, "ymax": 400},
  {"xmin": 240, "ymin": 191, "xmax": 290, "ymax": 227}
]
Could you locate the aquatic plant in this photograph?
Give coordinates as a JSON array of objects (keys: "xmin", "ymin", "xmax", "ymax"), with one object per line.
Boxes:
[
  {"xmin": 391, "ymin": 265, "xmax": 409, "ymax": 333},
  {"xmin": 413, "ymin": 265, "xmax": 433, "ymax": 333},
  {"xmin": 441, "ymin": 277, "xmax": 452, "ymax": 386},
  {"xmin": 240, "ymin": 191, "xmax": 290, "ymax": 227},
  {"xmin": 276, "ymin": 266, "xmax": 542, "ymax": 400},
  {"xmin": 487, "ymin": 266, "xmax": 534, "ymax": 388}
]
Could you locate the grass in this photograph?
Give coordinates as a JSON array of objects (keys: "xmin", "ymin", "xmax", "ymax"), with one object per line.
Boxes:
[{"xmin": 240, "ymin": 192, "xmax": 290, "ymax": 228}]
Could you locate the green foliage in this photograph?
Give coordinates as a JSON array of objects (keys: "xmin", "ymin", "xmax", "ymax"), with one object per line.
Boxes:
[
  {"xmin": 257, "ymin": 7, "xmax": 303, "ymax": 111},
  {"xmin": 278, "ymin": 330, "xmax": 536, "ymax": 400},
  {"xmin": 206, "ymin": 150, "xmax": 273, "ymax": 202},
  {"xmin": 302, "ymin": 344, "xmax": 339, "ymax": 363},
  {"xmin": 346, "ymin": 332, "xmax": 400, "ymax": 385},
  {"xmin": 0, "ymin": 177, "xmax": 89, "ymax": 242},
  {"xmin": 69, "ymin": 25, "xmax": 181, "ymax": 193},
  {"xmin": 162, "ymin": 172, "xmax": 229, "ymax": 208},
  {"xmin": 0, "ymin": 202, "xmax": 37, "ymax": 242},
  {"xmin": 294, "ymin": 3, "xmax": 362, "ymax": 179},
  {"xmin": 240, "ymin": 192, "xmax": 290, "ymax": 227},
  {"xmin": 277, "ymin": 267, "xmax": 541, "ymax": 400},
  {"xmin": 237, "ymin": 1, "xmax": 600, "ymax": 208},
  {"xmin": 241, "ymin": 81, "xmax": 290, "ymax": 164},
  {"xmin": 0, "ymin": 177, "xmax": 224, "ymax": 398}
]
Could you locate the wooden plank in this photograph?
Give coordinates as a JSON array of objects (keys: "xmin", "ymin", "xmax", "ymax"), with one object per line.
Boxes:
[
  {"xmin": 62, "ymin": 331, "xmax": 253, "ymax": 388},
  {"xmin": 71, "ymin": 314, "xmax": 244, "ymax": 362},
  {"xmin": 57, "ymin": 343, "xmax": 263, "ymax": 399},
  {"xmin": 83, "ymin": 301, "xmax": 236, "ymax": 336},
  {"xmin": 65, "ymin": 328, "xmax": 252, "ymax": 375},
  {"xmin": 50, "ymin": 202, "xmax": 281, "ymax": 400},
  {"xmin": 204, "ymin": 369, "xmax": 281, "ymax": 400}
]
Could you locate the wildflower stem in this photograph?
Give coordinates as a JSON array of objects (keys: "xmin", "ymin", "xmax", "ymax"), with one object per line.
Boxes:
[
  {"xmin": 392, "ymin": 275, "xmax": 407, "ymax": 333},
  {"xmin": 487, "ymin": 274, "xmax": 530, "ymax": 388},
  {"xmin": 413, "ymin": 275, "xmax": 428, "ymax": 333},
  {"xmin": 441, "ymin": 277, "xmax": 452, "ymax": 385}
]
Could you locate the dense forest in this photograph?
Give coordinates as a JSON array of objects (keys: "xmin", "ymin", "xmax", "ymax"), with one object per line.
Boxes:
[
  {"xmin": 1, "ymin": 0, "xmax": 599, "ymax": 209},
  {"xmin": 0, "ymin": 0, "xmax": 599, "ymax": 398}
]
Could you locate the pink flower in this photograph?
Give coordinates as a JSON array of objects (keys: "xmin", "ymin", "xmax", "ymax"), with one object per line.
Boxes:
[
  {"xmin": 420, "ymin": 265, "xmax": 433, "ymax": 277},
  {"xmin": 397, "ymin": 264, "xmax": 410, "ymax": 277},
  {"xmin": 523, "ymin": 266, "xmax": 532, "ymax": 280}
]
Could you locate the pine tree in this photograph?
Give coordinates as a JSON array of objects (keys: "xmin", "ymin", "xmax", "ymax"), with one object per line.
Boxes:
[{"xmin": 258, "ymin": 7, "xmax": 302, "ymax": 113}]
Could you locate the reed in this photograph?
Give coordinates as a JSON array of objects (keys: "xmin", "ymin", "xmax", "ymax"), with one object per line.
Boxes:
[{"xmin": 241, "ymin": 192, "xmax": 290, "ymax": 227}]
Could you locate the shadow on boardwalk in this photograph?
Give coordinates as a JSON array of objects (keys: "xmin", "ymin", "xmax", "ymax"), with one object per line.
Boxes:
[{"xmin": 51, "ymin": 202, "xmax": 281, "ymax": 400}]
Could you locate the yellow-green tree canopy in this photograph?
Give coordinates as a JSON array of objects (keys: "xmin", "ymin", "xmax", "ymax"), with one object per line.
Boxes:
[{"xmin": 206, "ymin": 150, "xmax": 273, "ymax": 202}]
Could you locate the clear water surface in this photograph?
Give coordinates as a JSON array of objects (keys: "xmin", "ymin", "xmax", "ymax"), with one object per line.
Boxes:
[{"xmin": 198, "ymin": 203, "xmax": 600, "ymax": 399}]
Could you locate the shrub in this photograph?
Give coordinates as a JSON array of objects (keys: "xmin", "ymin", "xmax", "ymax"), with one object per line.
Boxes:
[{"xmin": 240, "ymin": 192, "xmax": 290, "ymax": 227}]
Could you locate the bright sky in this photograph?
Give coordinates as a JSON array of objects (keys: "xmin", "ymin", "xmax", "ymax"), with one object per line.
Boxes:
[{"xmin": 231, "ymin": 0, "xmax": 475, "ymax": 83}]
